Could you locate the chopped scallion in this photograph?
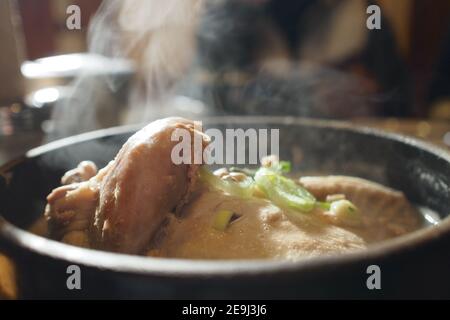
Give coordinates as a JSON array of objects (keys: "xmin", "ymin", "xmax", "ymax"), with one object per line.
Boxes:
[
  {"xmin": 199, "ymin": 167, "xmax": 254, "ymax": 198},
  {"xmin": 254, "ymin": 167, "xmax": 316, "ymax": 213},
  {"xmin": 213, "ymin": 210, "xmax": 235, "ymax": 231}
]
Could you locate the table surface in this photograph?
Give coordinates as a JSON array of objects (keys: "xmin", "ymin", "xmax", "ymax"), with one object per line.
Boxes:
[{"xmin": 354, "ymin": 118, "xmax": 450, "ymax": 151}]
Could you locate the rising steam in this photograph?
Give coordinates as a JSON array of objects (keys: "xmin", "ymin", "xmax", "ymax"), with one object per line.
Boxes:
[
  {"xmin": 50, "ymin": 0, "xmax": 205, "ymax": 138},
  {"xmin": 50, "ymin": 0, "xmax": 386, "ymax": 139}
]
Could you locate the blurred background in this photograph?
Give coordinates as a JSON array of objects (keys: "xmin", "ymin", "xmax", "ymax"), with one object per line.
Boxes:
[{"xmin": 1, "ymin": 0, "xmax": 450, "ymax": 162}]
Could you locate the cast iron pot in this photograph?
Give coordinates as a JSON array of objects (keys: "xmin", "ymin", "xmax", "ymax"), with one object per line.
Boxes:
[{"xmin": 1, "ymin": 117, "xmax": 450, "ymax": 299}]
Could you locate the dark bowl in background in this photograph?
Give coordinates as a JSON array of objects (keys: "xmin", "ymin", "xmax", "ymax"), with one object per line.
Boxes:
[{"xmin": 1, "ymin": 117, "xmax": 450, "ymax": 299}]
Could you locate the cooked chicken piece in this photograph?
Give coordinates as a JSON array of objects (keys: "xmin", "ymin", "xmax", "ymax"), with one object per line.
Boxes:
[
  {"xmin": 299, "ymin": 176, "xmax": 423, "ymax": 242},
  {"xmin": 45, "ymin": 180, "xmax": 98, "ymax": 248},
  {"xmin": 45, "ymin": 161, "xmax": 101, "ymax": 247},
  {"xmin": 149, "ymin": 187, "xmax": 367, "ymax": 260},
  {"xmin": 45, "ymin": 117, "xmax": 207, "ymax": 254},
  {"xmin": 93, "ymin": 118, "xmax": 207, "ymax": 253},
  {"xmin": 61, "ymin": 161, "xmax": 98, "ymax": 185}
]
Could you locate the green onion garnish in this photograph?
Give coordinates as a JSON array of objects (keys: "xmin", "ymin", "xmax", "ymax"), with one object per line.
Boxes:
[
  {"xmin": 213, "ymin": 210, "xmax": 235, "ymax": 231},
  {"xmin": 254, "ymin": 167, "xmax": 316, "ymax": 213},
  {"xmin": 316, "ymin": 201, "xmax": 332, "ymax": 210},
  {"xmin": 277, "ymin": 161, "xmax": 292, "ymax": 173},
  {"xmin": 200, "ymin": 167, "xmax": 254, "ymax": 198}
]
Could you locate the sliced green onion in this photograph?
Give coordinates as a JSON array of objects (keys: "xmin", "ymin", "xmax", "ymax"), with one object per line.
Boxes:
[
  {"xmin": 328, "ymin": 200, "xmax": 361, "ymax": 226},
  {"xmin": 330, "ymin": 200, "xmax": 359, "ymax": 217},
  {"xmin": 199, "ymin": 167, "xmax": 254, "ymax": 198},
  {"xmin": 213, "ymin": 210, "xmax": 235, "ymax": 231},
  {"xmin": 254, "ymin": 168, "xmax": 316, "ymax": 213},
  {"xmin": 277, "ymin": 161, "xmax": 291, "ymax": 173},
  {"xmin": 316, "ymin": 201, "xmax": 331, "ymax": 210}
]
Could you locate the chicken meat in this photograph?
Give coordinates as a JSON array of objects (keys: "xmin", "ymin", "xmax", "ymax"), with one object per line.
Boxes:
[{"xmin": 45, "ymin": 117, "xmax": 207, "ymax": 254}]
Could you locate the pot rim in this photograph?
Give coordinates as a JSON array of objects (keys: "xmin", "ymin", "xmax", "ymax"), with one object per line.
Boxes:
[{"xmin": 1, "ymin": 116, "xmax": 449, "ymax": 277}]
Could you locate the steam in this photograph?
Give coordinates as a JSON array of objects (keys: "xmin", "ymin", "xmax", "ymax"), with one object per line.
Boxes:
[
  {"xmin": 49, "ymin": 0, "xmax": 386, "ymax": 140},
  {"xmin": 49, "ymin": 0, "xmax": 205, "ymax": 139}
]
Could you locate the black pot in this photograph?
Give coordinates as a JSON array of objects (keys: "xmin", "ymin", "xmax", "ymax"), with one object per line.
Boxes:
[{"xmin": 1, "ymin": 117, "xmax": 450, "ymax": 299}]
